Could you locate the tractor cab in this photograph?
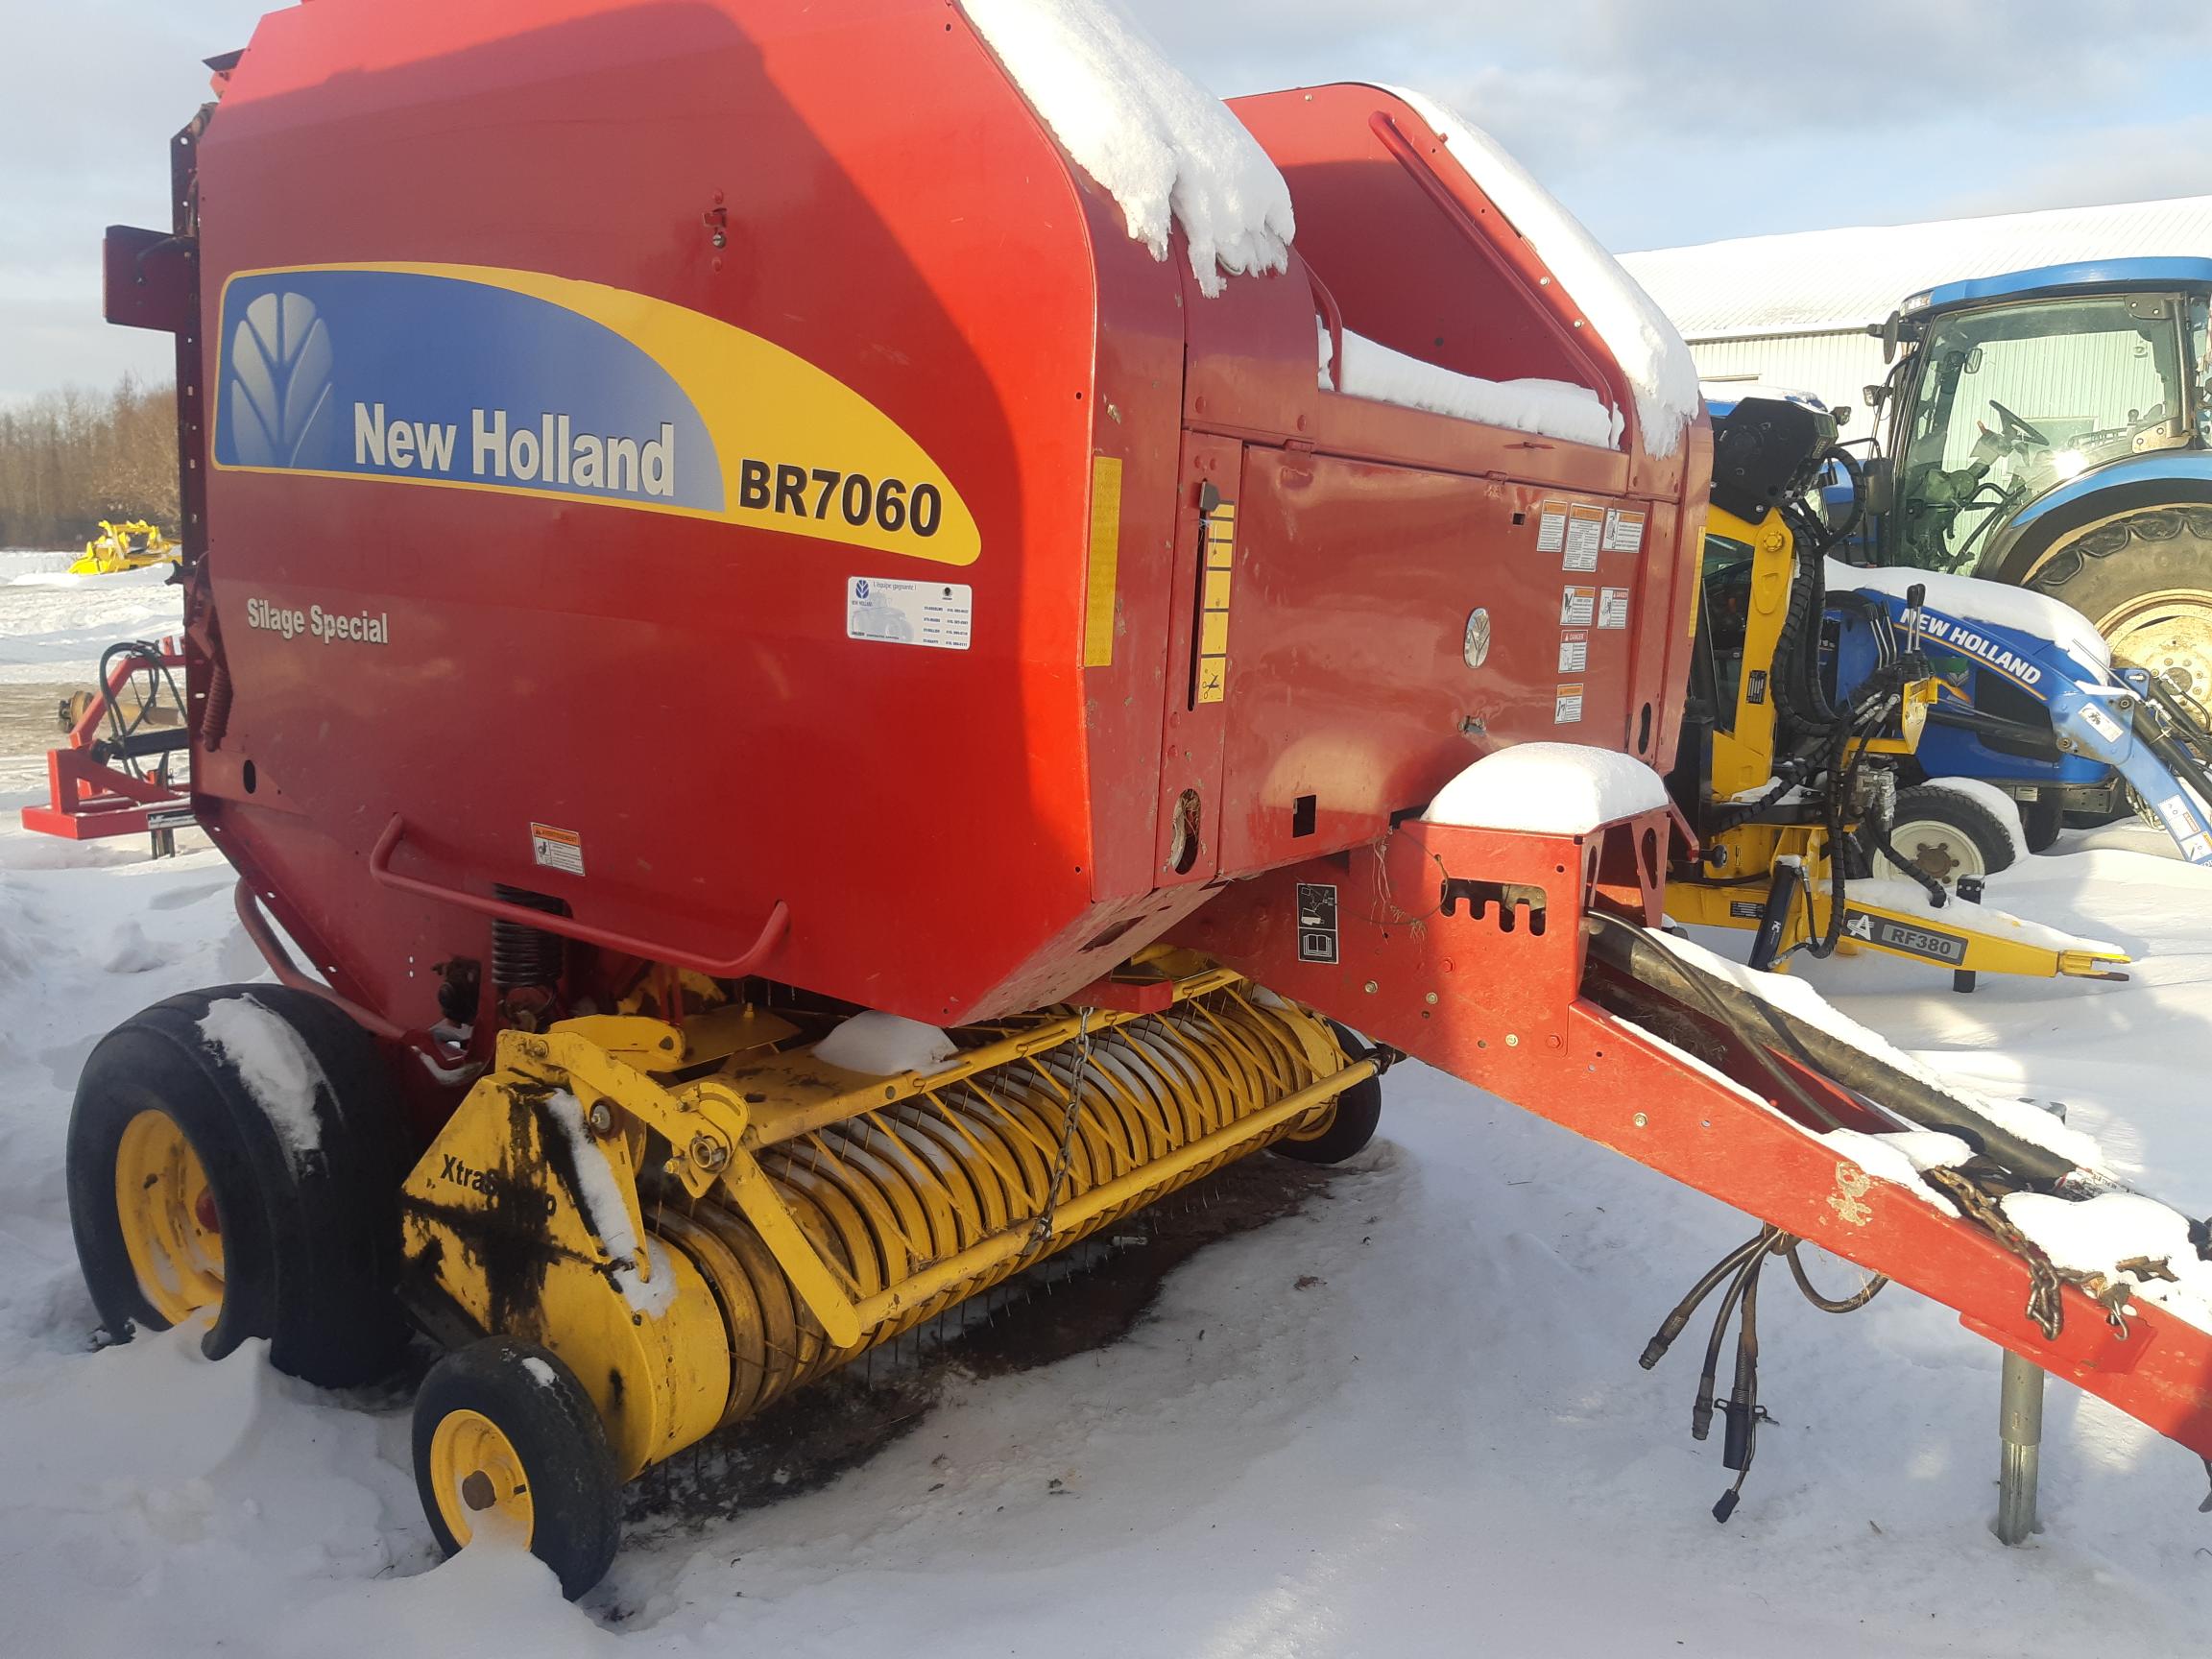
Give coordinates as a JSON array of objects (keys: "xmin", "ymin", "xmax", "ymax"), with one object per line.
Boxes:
[{"xmin": 1868, "ymin": 260, "xmax": 2212, "ymax": 583}]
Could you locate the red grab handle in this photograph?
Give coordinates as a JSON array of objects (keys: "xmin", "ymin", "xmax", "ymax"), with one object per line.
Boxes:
[{"xmin": 368, "ymin": 815, "xmax": 791, "ymax": 978}]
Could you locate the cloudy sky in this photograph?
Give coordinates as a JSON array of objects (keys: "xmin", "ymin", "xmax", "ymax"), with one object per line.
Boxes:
[{"xmin": 4, "ymin": 0, "xmax": 2208, "ymax": 401}]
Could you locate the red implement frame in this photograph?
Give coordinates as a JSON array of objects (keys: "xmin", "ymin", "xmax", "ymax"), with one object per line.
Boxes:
[
  {"xmin": 18, "ymin": 643, "xmax": 194, "ymax": 842},
  {"xmin": 1174, "ymin": 812, "xmax": 2212, "ymax": 1461}
]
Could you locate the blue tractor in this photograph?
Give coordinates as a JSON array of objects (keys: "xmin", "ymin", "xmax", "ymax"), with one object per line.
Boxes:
[{"xmin": 1847, "ymin": 258, "xmax": 2212, "ymax": 848}]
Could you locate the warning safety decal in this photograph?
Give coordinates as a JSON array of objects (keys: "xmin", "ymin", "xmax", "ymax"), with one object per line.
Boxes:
[
  {"xmin": 1553, "ymin": 684, "xmax": 1585, "ymax": 724},
  {"xmin": 1558, "ymin": 630, "xmax": 1589, "ymax": 674},
  {"xmin": 1296, "ymin": 882, "xmax": 1340, "ymax": 965},
  {"xmin": 1560, "ymin": 586, "xmax": 1598, "ymax": 627}
]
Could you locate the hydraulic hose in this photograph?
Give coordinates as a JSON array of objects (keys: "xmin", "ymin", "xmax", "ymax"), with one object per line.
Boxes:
[{"xmin": 1584, "ymin": 913, "xmax": 2079, "ymax": 1187}]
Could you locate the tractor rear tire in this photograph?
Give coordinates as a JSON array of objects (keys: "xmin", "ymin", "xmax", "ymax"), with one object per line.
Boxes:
[
  {"xmin": 2029, "ymin": 508, "xmax": 2212, "ymax": 703},
  {"xmin": 1875, "ymin": 785, "xmax": 2018, "ymax": 886},
  {"xmin": 1272, "ymin": 1021, "xmax": 1383, "ymax": 1166},
  {"xmin": 66, "ymin": 985, "xmax": 413, "ymax": 1387},
  {"xmin": 413, "ymin": 1338, "xmax": 622, "ymax": 1600}
]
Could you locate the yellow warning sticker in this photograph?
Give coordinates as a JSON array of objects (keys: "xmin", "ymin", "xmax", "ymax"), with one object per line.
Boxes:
[{"xmin": 1083, "ymin": 456, "xmax": 1124, "ymax": 668}]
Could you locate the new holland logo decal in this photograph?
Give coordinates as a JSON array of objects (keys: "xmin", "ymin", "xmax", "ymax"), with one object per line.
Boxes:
[{"xmin": 212, "ymin": 263, "xmax": 978, "ymax": 565}]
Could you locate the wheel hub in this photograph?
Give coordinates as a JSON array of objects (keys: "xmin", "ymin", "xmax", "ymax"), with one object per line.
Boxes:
[
  {"xmin": 429, "ymin": 1407, "xmax": 536, "ymax": 1548},
  {"xmin": 2100, "ymin": 592, "xmax": 2212, "ymax": 703},
  {"xmin": 112, "ymin": 1108, "xmax": 225, "ymax": 1324}
]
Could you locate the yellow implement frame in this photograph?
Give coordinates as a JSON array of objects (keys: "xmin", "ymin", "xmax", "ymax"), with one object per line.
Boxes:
[
  {"xmin": 398, "ymin": 969, "xmax": 1367, "ymax": 1481},
  {"xmin": 66, "ymin": 520, "xmax": 179, "ymax": 576},
  {"xmin": 1671, "ymin": 503, "xmax": 2124, "ymax": 982}
]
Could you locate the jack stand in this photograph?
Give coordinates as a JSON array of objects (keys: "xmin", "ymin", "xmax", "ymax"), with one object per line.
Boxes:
[
  {"xmin": 1952, "ymin": 875, "xmax": 1984, "ymax": 995},
  {"xmin": 1995, "ymin": 1348, "xmax": 2044, "ymax": 1545}
]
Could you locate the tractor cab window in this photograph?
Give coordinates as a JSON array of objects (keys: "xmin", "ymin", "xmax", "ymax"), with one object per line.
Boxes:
[{"xmin": 1892, "ymin": 294, "xmax": 2191, "ymax": 572}]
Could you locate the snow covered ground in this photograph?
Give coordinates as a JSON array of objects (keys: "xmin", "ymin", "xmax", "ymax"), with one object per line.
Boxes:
[
  {"xmin": 0, "ymin": 551, "xmax": 185, "ymax": 799},
  {"xmin": 0, "ymin": 549, "xmax": 181, "ymax": 684},
  {"xmin": 7, "ymin": 727, "xmax": 2212, "ymax": 1653}
]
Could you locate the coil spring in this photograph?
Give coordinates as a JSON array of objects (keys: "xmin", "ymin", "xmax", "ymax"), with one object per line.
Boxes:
[
  {"xmin": 491, "ymin": 884, "xmax": 566, "ymax": 989},
  {"xmin": 648, "ymin": 987, "xmax": 1344, "ymax": 1428}
]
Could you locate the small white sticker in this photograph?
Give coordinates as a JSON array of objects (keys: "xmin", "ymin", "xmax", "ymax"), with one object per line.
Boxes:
[
  {"xmin": 2182, "ymin": 834, "xmax": 2212, "ymax": 863},
  {"xmin": 531, "ymin": 822, "xmax": 586, "ymax": 877},
  {"xmin": 1565, "ymin": 504, "xmax": 1604, "ymax": 566},
  {"xmin": 1558, "ymin": 630, "xmax": 1589, "ymax": 673},
  {"xmin": 1553, "ymin": 683, "xmax": 1585, "ymax": 724},
  {"xmin": 2156, "ymin": 794, "xmax": 2197, "ymax": 836},
  {"xmin": 1560, "ymin": 586, "xmax": 1597, "ymax": 627},
  {"xmin": 2080, "ymin": 702, "xmax": 2125, "ymax": 743},
  {"xmin": 1535, "ymin": 501, "xmax": 1568, "ymax": 554},
  {"xmin": 1599, "ymin": 587, "xmax": 1631, "ymax": 630},
  {"xmin": 1603, "ymin": 508, "xmax": 1647, "ymax": 554},
  {"xmin": 847, "ymin": 577, "xmax": 973, "ymax": 650}
]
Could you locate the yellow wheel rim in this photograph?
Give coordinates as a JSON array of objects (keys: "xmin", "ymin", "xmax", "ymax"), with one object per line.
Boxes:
[
  {"xmin": 113, "ymin": 1108, "xmax": 225, "ymax": 1325},
  {"xmin": 1283, "ymin": 1100, "xmax": 1339, "ymax": 1142},
  {"xmin": 428, "ymin": 1408, "xmax": 536, "ymax": 1548}
]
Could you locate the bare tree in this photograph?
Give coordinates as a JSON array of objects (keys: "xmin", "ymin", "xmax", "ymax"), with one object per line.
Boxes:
[{"xmin": 0, "ymin": 378, "xmax": 179, "ymax": 548}]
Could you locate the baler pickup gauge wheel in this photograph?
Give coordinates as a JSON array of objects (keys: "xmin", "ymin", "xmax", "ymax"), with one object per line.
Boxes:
[
  {"xmin": 414, "ymin": 1339, "xmax": 622, "ymax": 1599},
  {"xmin": 1272, "ymin": 1020, "xmax": 1387, "ymax": 1165},
  {"xmin": 67, "ymin": 986, "xmax": 414, "ymax": 1386}
]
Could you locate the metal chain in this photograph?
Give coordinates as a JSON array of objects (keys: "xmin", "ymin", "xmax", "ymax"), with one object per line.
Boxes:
[
  {"xmin": 1923, "ymin": 1166, "xmax": 2069, "ymax": 1339},
  {"xmin": 1027, "ymin": 1008, "xmax": 1094, "ymax": 1255}
]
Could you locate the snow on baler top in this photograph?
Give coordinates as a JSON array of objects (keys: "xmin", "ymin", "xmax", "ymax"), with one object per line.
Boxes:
[{"xmin": 182, "ymin": 0, "xmax": 1709, "ymax": 1041}]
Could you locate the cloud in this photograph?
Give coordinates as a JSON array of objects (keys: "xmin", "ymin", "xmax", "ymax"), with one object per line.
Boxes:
[
  {"xmin": 1937, "ymin": 113, "xmax": 2212, "ymax": 219},
  {"xmin": 0, "ymin": 0, "xmax": 2202, "ymax": 402}
]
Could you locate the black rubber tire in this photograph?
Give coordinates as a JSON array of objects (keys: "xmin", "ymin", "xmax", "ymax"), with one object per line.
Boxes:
[
  {"xmin": 413, "ymin": 1338, "xmax": 622, "ymax": 1600},
  {"xmin": 66, "ymin": 984, "xmax": 414, "ymax": 1386},
  {"xmin": 2030, "ymin": 510, "xmax": 2212, "ymax": 700},
  {"xmin": 1880, "ymin": 784, "xmax": 2018, "ymax": 884},
  {"xmin": 2022, "ymin": 790, "xmax": 2066, "ymax": 854},
  {"xmin": 1272, "ymin": 1021, "xmax": 1383, "ymax": 1166}
]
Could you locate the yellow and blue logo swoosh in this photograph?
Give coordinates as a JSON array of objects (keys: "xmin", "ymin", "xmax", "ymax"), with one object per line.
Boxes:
[{"xmin": 213, "ymin": 263, "xmax": 978, "ymax": 565}]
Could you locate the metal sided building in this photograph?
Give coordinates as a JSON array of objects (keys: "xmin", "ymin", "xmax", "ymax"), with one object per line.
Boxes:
[{"xmin": 1622, "ymin": 195, "xmax": 2212, "ymax": 433}]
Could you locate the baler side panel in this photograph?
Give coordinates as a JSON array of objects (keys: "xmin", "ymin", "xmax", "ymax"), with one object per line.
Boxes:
[
  {"xmin": 1217, "ymin": 456, "xmax": 1645, "ymax": 872},
  {"xmin": 193, "ymin": 0, "xmax": 1114, "ymax": 1030}
]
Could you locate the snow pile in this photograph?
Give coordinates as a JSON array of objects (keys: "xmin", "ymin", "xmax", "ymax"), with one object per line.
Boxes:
[
  {"xmin": 1391, "ymin": 86, "xmax": 1702, "ymax": 459},
  {"xmin": 1331, "ymin": 327, "xmax": 1620, "ymax": 448},
  {"xmin": 18, "ymin": 797, "xmax": 2212, "ymax": 1647},
  {"xmin": 0, "ymin": 557, "xmax": 182, "ymax": 685},
  {"xmin": 1845, "ymin": 877, "xmax": 2124, "ymax": 958},
  {"xmin": 199, "ymin": 993, "xmax": 328, "ymax": 1173},
  {"xmin": 542, "ymin": 1091, "xmax": 673, "ymax": 1317},
  {"xmin": 1647, "ymin": 926, "xmax": 2112, "ymax": 1177},
  {"xmin": 1912, "ymin": 777, "xmax": 2028, "ymax": 864},
  {"xmin": 1426, "ymin": 743, "xmax": 1670, "ymax": 834},
  {"xmin": 816, "ymin": 1010, "xmax": 960, "ymax": 1076},
  {"xmin": 964, "ymin": 0, "xmax": 1294, "ymax": 298},
  {"xmin": 1827, "ymin": 559, "xmax": 2112, "ymax": 676},
  {"xmin": 2003, "ymin": 1190, "xmax": 2212, "ymax": 1335}
]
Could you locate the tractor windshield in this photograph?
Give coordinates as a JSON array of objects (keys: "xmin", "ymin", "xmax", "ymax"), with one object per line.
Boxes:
[{"xmin": 1891, "ymin": 293, "xmax": 2194, "ymax": 572}]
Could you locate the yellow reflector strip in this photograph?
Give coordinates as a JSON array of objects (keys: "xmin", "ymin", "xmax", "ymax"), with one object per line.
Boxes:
[{"xmin": 1083, "ymin": 455, "xmax": 1124, "ymax": 668}]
